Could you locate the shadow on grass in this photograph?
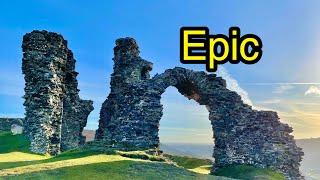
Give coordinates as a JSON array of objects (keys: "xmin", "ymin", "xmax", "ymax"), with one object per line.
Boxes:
[{"xmin": 0, "ymin": 131, "xmax": 30, "ymax": 154}]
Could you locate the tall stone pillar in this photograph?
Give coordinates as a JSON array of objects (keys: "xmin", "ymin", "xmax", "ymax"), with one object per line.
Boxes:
[
  {"xmin": 95, "ymin": 38, "xmax": 154, "ymax": 144},
  {"xmin": 22, "ymin": 30, "xmax": 93, "ymax": 155},
  {"xmin": 22, "ymin": 30, "xmax": 67, "ymax": 155}
]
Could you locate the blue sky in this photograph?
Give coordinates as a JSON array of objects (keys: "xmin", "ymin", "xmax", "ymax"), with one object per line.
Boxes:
[{"xmin": 1, "ymin": 1, "xmax": 320, "ymax": 143}]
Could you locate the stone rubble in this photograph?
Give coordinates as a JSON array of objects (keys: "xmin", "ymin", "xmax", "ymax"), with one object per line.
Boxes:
[
  {"xmin": 22, "ymin": 30, "xmax": 93, "ymax": 155},
  {"xmin": 96, "ymin": 37, "xmax": 304, "ymax": 179},
  {"xmin": 11, "ymin": 124, "xmax": 23, "ymax": 135}
]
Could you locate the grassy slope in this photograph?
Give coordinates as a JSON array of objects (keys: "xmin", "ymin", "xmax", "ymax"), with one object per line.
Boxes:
[
  {"xmin": 164, "ymin": 154, "xmax": 213, "ymax": 174},
  {"xmin": 3, "ymin": 160, "xmax": 216, "ymax": 180},
  {"xmin": 0, "ymin": 131, "xmax": 225, "ymax": 180},
  {"xmin": 164, "ymin": 154, "xmax": 285, "ymax": 180},
  {"xmin": 214, "ymin": 165, "xmax": 285, "ymax": 180},
  {"xmin": 0, "ymin": 131, "xmax": 285, "ymax": 180}
]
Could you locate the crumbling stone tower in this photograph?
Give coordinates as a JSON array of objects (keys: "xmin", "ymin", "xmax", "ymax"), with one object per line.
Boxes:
[
  {"xmin": 22, "ymin": 30, "xmax": 93, "ymax": 155},
  {"xmin": 95, "ymin": 38, "xmax": 154, "ymax": 144},
  {"xmin": 96, "ymin": 38, "xmax": 304, "ymax": 179}
]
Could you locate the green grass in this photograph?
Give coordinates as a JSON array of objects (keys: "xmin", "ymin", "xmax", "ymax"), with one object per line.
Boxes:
[
  {"xmin": 164, "ymin": 154, "xmax": 213, "ymax": 174},
  {"xmin": 164, "ymin": 154, "xmax": 212, "ymax": 169},
  {"xmin": 3, "ymin": 160, "xmax": 216, "ymax": 180},
  {"xmin": 0, "ymin": 131, "xmax": 285, "ymax": 180},
  {"xmin": 0, "ymin": 131, "xmax": 30, "ymax": 153},
  {"xmin": 116, "ymin": 150, "xmax": 166, "ymax": 162},
  {"xmin": 0, "ymin": 132, "xmax": 226, "ymax": 180},
  {"xmin": 214, "ymin": 165, "xmax": 285, "ymax": 180}
]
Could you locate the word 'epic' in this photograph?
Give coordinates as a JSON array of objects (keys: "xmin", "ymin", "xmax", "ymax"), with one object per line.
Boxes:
[{"xmin": 180, "ymin": 27, "xmax": 263, "ymax": 72}]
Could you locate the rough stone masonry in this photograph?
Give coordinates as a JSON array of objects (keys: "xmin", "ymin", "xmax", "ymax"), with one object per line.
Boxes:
[
  {"xmin": 96, "ymin": 38, "xmax": 304, "ymax": 179},
  {"xmin": 22, "ymin": 30, "xmax": 93, "ymax": 155}
]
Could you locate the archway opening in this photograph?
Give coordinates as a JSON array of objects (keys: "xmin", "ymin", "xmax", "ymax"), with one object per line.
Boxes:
[{"xmin": 159, "ymin": 86, "xmax": 214, "ymax": 160}]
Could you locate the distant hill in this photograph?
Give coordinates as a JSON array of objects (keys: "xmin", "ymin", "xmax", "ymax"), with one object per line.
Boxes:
[
  {"xmin": 160, "ymin": 143, "xmax": 213, "ymax": 160},
  {"xmin": 82, "ymin": 129, "xmax": 95, "ymax": 142}
]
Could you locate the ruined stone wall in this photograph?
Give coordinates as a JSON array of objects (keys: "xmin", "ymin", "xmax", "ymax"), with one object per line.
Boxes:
[
  {"xmin": 0, "ymin": 118, "xmax": 24, "ymax": 131},
  {"xmin": 22, "ymin": 31, "xmax": 67, "ymax": 155},
  {"xmin": 95, "ymin": 38, "xmax": 155, "ymax": 145},
  {"xmin": 22, "ymin": 30, "xmax": 93, "ymax": 155},
  {"xmin": 61, "ymin": 50, "xmax": 94, "ymax": 151},
  {"xmin": 96, "ymin": 38, "xmax": 303, "ymax": 179}
]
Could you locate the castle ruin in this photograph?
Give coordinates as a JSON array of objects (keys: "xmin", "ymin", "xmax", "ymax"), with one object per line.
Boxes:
[
  {"xmin": 20, "ymin": 31, "xmax": 303, "ymax": 179},
  {"xmin": 95, "ymin": 38, "xmax": 304, "ymax": 179}
]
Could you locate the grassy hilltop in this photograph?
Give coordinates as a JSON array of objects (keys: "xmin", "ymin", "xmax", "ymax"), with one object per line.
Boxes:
[{"xmin": 0, "ymin": 131, "xmax": 285, "ymax": 180}]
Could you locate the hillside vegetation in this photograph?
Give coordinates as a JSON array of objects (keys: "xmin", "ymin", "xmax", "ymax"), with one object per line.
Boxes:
[{"xmin": 0, "ymin": 131, "xmax": 285, "ymax": 179}]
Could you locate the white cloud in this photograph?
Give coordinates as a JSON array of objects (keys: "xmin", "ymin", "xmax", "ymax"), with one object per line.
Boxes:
[
  {"xmin": 217, "ymin": 66, "xmax": 253, "ymax": 106},
  {"xmin": 257, "ymin": 99, "xmax": 281, "ymax": 104},
  {"xmin": 245, "ymin": 82, "xmax": 320, "ymax": 85},
  {"xmin": 253, "ymin": 105, "xmax": 278, "ymax": 111},
  {"xmin": 273, "ymin": 84, "xmax": 294, "ymax": 94},
  {"xmin": 305, "ymin": 86, "xmax": 320, "ymax": 96}
]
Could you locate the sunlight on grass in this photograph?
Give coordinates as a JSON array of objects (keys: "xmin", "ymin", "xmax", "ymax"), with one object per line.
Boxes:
[
  {"xmin": 0, "ymin": 132, "xmax": 285, "ymax": 179},
  {"xmin": 189, "ymin": 165, "xmax": 212, "ymax": 174},
  {"xmin": 0, "ymin": 154, "xmax": 145, "ymax": 176},
  {"xmin": 0, "ymin": 152, "xmax": 48, "ymax": 162},
  {"xmin": 163, "ymin": 154, "xmax": 213, "ymax": 174}
]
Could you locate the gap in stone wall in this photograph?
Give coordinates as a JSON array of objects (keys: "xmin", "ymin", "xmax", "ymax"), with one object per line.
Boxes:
[
  {"xmin": 159, "ymin": 87, "xmax": 214, "ymax": 160},
  {"xmin": 82, "ymin": 102, "xmax": 99, "ymax": 142}
]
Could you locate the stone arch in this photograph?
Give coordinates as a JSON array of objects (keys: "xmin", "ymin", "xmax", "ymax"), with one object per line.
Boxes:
[
  {"xmin": 96, "ymin": 38, "xmax": 303, "ymax": 179},
  {"xmin": 152, "ymin": 68, "xmax": 260, "ymax": 169},
  {"xmin": 153, "ymin": 68, "xmax": 304, "ymax": 179},
  {"xmin": 158, "ymin": 86, "xmax": 212, "ymax": 145}
]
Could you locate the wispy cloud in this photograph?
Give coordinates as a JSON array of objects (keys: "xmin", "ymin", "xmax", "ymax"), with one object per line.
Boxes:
[
  {"xmin": 257, "ymin": 99, "xmax": 281, "ymax": 104},
  {"xmin": 273, "ymin": 84, "xmax": 294, "ymax": 94},
  {"xmin": 245, "ymin": 82, "xmax": 320, "ymax": 85},
  {"xmin": 0, "ymin": 68, "xmax": 24, "ymax": 97},
  {"xmin": 159, "ymin": 127, "xmax": 213, "ymax": 144},
  {"xmin": 255, "ymin": 97, "xmax": 320, "ymax": 138},
  {"xmin": 160, "ymin": 127, "xmax": 210, "ymax": 133},
  {"xmin": 217, "ymin": 66, "xmax": 253, "ymax": 106},
  {"xmin": 305, "ymin": 86, "xmax": 320, "ymax": 96}
]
